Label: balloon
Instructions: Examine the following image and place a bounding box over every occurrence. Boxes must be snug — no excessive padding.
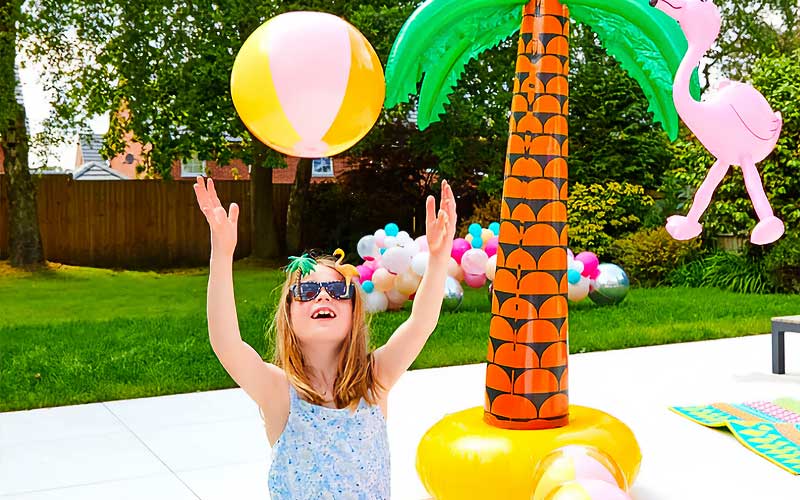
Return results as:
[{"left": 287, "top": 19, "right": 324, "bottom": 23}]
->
[
  {"left": 465, "top": 234, "right": 474, "bottom": 243},
  {"left": 442, "top": 276, "right": 463, "bottom": 312},
  {"left": 363, "top": 291, "right": 388, "bottom": 313},
  {"left": 361, "top": 280, "right": 375, "bottom": 294},
  {"left": 415, "top": 235, "right": 429, "bottom": 252},
  {"left": 374, "top": 231, "right": 386, "bottom": 248},
  {"left": 468, "top": 223, "right": 482, "bottom": 237},
  {"left": 397, "top": 230, "right": 411, "bottom": 242},
  {"left": 395, "top": 270, "right": 422, "bottom": 295},
  {"left": 371, "top": 268, "right": 396, "bottom": 292},
  {"left": 411, "top": 252, "right": 429, "bottom": 276},
  {"left": 364, "top": 258, "right": 381, "bottom": 271},
  {"left": 544, "top": 480, "right": 632, "bottom": 500},
  {"left": 231, "top": 12, "right": 384, "bottom": 158},
  {"left": 382, "top": 246, "right": 412, "bottom": 275},
  {"left": 356, "top": 264, "right": 374, "bottom": 282},
  {"left": 463, "top": 273, "right": 487, "bottom": 288},
  {"left": 567, "top": 248, "right": 574, "bottom": 260},
  {"left": 461, "top": 248, "right": 489, "bottom": 275},
  {"left": 384, "top": 223, "right": 399, "bottom": 237},
  {"left": 531, "top": 445, "right": 628, "bottom": 500},
  {"left": 386, "top": 288, "right": 409, "bottom": 306},
  {"left": 588, "top": 264, "right": 630, "bottom": 306},
  {"left": 575, "top": 252, "right": 600, "bottom": 278},
  {"left": 484, "top": 237, "right": 499, "bottom": 257},
  {"left": 485, "top": 254, "right": 497, "bottom": 281},
  {"left": 446, "top": 257, "right": 460, "bottom": 277},
  {"left": 451, "top": 238, "right": 471, "bottom": 264},
  {"left": 453, "top": 265, "right": 464, "bottom": 282},
  {"left": 356, "top": 235, "right": 377, "bottom": 261},
  {"left": 571, "top": 260, "right": 584, "bottom": 274},
  {"left": 480, "top": 228, "right": 494, "bottom": 245},
  {"left": 488, "top": 222, "right": 500, "bottom": 235},
  {"left": 567, "top": 269, "right": 581, "bottom": 285},
  {"left": 384, "top": 235, "right": 397, "bottom": 248},
  {"left": 568, "top": 276, "right": 591, "bottom": 302},
  {"left": 471, "top": 237, "right": 483, "bottom": 249}
]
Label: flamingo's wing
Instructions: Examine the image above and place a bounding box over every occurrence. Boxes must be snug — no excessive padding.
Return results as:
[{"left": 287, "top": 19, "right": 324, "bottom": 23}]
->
[
  {"left": 385, "top": 0, "right": 527, "bottom": 130},
  {"left": 724, "top": 84, "right": 782, "bottom": 140},
  {"left": 562, "top": 0, "right": 702, "bottom": 141}
]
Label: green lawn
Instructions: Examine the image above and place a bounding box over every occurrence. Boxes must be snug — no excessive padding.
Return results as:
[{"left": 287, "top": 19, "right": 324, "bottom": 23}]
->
[{"left": 1, "top": 260, "right": 798, "bottom": 412}]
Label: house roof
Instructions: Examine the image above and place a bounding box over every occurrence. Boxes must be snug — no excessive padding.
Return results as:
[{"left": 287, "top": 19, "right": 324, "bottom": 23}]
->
[
  {"left": 74, "top": 161, "right": 129, "bottom": 180},
  {"left": 79, "top": 133, "right": 106, "bottom": 165}
]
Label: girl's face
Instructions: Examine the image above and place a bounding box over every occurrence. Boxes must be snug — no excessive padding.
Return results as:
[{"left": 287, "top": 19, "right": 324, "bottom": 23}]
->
[{"left": 289, "top": 265, "right": 354, "bottom": 347}]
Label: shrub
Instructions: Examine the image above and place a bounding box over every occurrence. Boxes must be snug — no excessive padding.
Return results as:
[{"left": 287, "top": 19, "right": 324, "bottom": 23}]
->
[
  {"left": 611, "top": 227, "right": 702, "bottom": 286},
  {"left": 763, "top": 230, "right": 800, "bottom": 293},
  {"left": 568, "top": 182, "right": 655, "bottom": 258},
  {"left": 668, "top": 252, "right": 774, "bottom": 294}
]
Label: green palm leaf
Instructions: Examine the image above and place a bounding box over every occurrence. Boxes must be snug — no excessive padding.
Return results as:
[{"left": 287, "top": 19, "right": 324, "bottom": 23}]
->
[
  {"left": 385, "top": 0, "right": 527, "bottom": 130},
  {"left": 561, "top": 0, "right": 700, "bottom": 140}
]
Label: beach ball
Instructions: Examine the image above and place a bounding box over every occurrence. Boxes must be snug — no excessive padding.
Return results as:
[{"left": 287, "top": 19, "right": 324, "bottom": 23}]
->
[
  {"left": 531, "top": 446, "right": 628, "bottom": 500},
  {"left": 231, "top": 12, "right": 384, "bottom": 158}
]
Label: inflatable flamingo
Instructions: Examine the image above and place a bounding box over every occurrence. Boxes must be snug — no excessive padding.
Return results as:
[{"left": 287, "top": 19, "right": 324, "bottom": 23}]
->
[{"left": 651, "top": 0, "right": 785, "bottom": 245}]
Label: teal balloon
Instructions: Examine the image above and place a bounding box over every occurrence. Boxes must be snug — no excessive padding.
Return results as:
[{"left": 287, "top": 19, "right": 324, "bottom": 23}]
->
[
  {"left": 362, "top": 280, "right": 375, "bottom": 293},
  {"left": 384, "top": 223, "right": 399, "bottom": 237},
  {"left": 468, "top": 223, "right": 482, "bottom": 237},
  {"left": 568, "top": 269, "right": 581, "bottom": 285},
  {"left": 471, "top": 237, "right": 483, "bottom": 248},
  {"left": 380, "top": 248, "right": 387, "bottom": 255},
  {"left": 489, "top": 222, "right": 500, "bottom": 235}
]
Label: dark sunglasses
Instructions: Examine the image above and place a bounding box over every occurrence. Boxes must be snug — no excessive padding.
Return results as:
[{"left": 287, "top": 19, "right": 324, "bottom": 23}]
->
[{"left": 289, "top": 280, "right": 355, "bottom": 302}]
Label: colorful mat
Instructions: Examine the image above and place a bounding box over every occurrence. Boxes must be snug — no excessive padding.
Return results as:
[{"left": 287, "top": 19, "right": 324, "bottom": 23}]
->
[{"left": 670, "top": 398, "right": 800, "bottom": 474}]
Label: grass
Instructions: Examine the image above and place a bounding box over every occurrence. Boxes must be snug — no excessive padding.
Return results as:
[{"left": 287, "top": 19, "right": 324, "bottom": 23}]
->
[{"left": 2, "top": 260, "right": 799, "bottom": 412}]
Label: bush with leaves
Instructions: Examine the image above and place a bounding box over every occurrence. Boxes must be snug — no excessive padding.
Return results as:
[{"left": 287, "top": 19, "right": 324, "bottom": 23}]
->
[
  {"left": 568, "top": 182, "right": 655, "bottom": 258},
  {"left": 668, "top": 252, "right": 773, "bottom": 294},
  {"left": 611, "top": 227, "right": 702, "bottom": 287},
  {"left": 763, "top": 230, "right": 800, "bottom": 293}
]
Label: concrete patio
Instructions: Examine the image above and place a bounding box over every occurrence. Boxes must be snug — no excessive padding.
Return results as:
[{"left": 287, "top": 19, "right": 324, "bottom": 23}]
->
[{"left": 1, "top": 334, "right": 798, "bottom": 499}]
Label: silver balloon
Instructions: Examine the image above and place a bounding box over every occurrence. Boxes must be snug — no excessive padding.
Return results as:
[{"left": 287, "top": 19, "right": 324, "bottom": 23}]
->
[
  {"left": 589, "top": 263, "right": 630, "bottom": 306},
  {"left": 442, "top": 276, "right": 464, "bottom": 312}
]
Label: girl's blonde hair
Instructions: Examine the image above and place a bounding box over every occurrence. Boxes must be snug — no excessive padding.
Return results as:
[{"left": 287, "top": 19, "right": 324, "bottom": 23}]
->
[{"left": 269, "top": 255, "right": 381, "bottom": 410}]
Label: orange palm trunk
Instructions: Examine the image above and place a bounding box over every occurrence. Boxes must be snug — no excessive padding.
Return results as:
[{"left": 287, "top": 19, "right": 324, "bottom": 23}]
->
[{"left": 485, "top": 0, "right": 570, "bottom": 430}]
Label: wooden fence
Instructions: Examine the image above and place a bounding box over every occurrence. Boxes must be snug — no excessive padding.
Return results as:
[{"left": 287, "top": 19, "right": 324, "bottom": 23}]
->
[{"left": 0, "top": 174, "right": 291, "bottom": 268}]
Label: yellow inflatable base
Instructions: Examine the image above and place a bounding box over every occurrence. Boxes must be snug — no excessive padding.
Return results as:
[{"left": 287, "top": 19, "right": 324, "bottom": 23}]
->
[{"left": 416, "top": 406, "right": 641, "bottom": 500}]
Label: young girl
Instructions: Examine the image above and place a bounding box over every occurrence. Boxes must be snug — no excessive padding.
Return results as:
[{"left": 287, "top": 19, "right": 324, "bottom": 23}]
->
[{"left": 193, "top": 176, "right": 457, "bottom": 499}]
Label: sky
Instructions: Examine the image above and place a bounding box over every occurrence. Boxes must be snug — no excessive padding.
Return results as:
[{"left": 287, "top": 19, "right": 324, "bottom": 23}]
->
[{"left": 18, "top": 59, "right": 109, "bottom": 171}]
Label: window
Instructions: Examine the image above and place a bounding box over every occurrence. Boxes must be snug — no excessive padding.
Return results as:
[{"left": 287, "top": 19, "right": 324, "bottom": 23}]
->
[
  {"left": 311, "top": 157, "right": 334, "bottom": 178},
  {"left": 181, "top": 155, "right": 206, "bottom": 177}
]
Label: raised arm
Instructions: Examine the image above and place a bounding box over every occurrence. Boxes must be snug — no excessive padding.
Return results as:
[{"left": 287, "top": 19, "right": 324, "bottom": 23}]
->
[
  {"left": 373, "top": 180, "right": 457, "bottom": 390},
  {"left": 194, "top": 177, "right": 284, "bottom": 410}
]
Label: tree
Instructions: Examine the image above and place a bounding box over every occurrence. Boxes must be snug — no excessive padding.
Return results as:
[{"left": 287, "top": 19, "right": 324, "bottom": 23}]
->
[
  {"left": 0, "top": 0, "right": 44, "bottom": 267},
  {"left": 386, "top": 0, "right": 689, "bottom": 434},
  {"left": 25, "top": 0, "right": 283, "bottom": 259}
]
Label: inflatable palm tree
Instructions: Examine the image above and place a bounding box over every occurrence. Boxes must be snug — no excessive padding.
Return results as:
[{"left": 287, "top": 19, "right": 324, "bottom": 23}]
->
[{"left": 386, "top": 0, "right": 699, "bottom": 431}]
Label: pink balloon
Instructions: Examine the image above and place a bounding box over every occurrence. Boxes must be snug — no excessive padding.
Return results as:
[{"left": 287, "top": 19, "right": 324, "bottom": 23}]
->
[
  {"left": 463, "top": 273, "right": 487, "bottom": 288},
  {"left": 576, "top": 251, "right": 599, "bottom": 277},
  {"left": 461, "top": 248, "right": 488, "bottom": 275},
  {"left": 364, "top": 259, "right": 380, "bottom": 271},
  {"left": 484, "top": 237, "right": 499, "bottom": 257},
  {"left": 451, "top": 238, "right": 471, "bottom": 264},
  {"left": 356, "top": 264, "right": 373, "bottom": 282}
]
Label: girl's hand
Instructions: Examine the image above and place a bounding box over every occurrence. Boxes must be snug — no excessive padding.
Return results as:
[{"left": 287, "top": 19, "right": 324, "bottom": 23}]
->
[
  {"left": 426, "top": 180, "right": 457, "bottom": 261},
  {"left": 193, "top": 176, "right": 239, "bottom": 257}
]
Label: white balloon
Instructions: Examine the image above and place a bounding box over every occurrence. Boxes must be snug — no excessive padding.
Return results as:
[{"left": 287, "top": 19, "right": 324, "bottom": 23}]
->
[
  {"left": 357, "top": 235, "right": 376, "bottom": 260},
  {"left": 415, "top": 235, "right": 429, "bottom": 252},
  {"left": 386, "top": 288, "right": 409, "bottom": 305},
  {"left": 374, "top": 229, "right": 386, "bottom": 239},
  {"left": 571, "top": 260, "right": 585, "bottom": 274},
  {"left": 568, "top": 276, "right": 591, "bottom": 302},
  {"left": 447, "top": 257, "right": 461, "bottom": 278},
  {"left": 397, "top": 231, "right": 411, "bottom": 242},
  {"left": 382, "top": 246, "right": 412, "bottom": 275},
  {"left": 384, "top": 236, "right": 398, "bottom": 248},
  {"left": 402, "top": 241, "right": 420, "bottom": 258},
  {"left": 485, "top": 254, "right": 497, "bottom": 281},
  {"left": 410, "top": 252, "right": 429, "bottom": 276},
  {"left": 364, "top": 291, "right": 389, "bottom": 313}
]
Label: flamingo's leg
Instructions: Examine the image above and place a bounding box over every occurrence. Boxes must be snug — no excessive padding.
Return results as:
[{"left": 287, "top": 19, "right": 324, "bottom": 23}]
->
[
  {"left": 741, "top": 157, "right": 784, "bottom": 244},
  {"left": 686, "top": 159, "right": 730, "bottom": 222}
]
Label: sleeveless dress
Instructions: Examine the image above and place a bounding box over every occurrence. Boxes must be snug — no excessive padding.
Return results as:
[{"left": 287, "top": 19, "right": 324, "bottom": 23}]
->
[{"left": 267, "top": 385, "right": 391, "bottom": 499}]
